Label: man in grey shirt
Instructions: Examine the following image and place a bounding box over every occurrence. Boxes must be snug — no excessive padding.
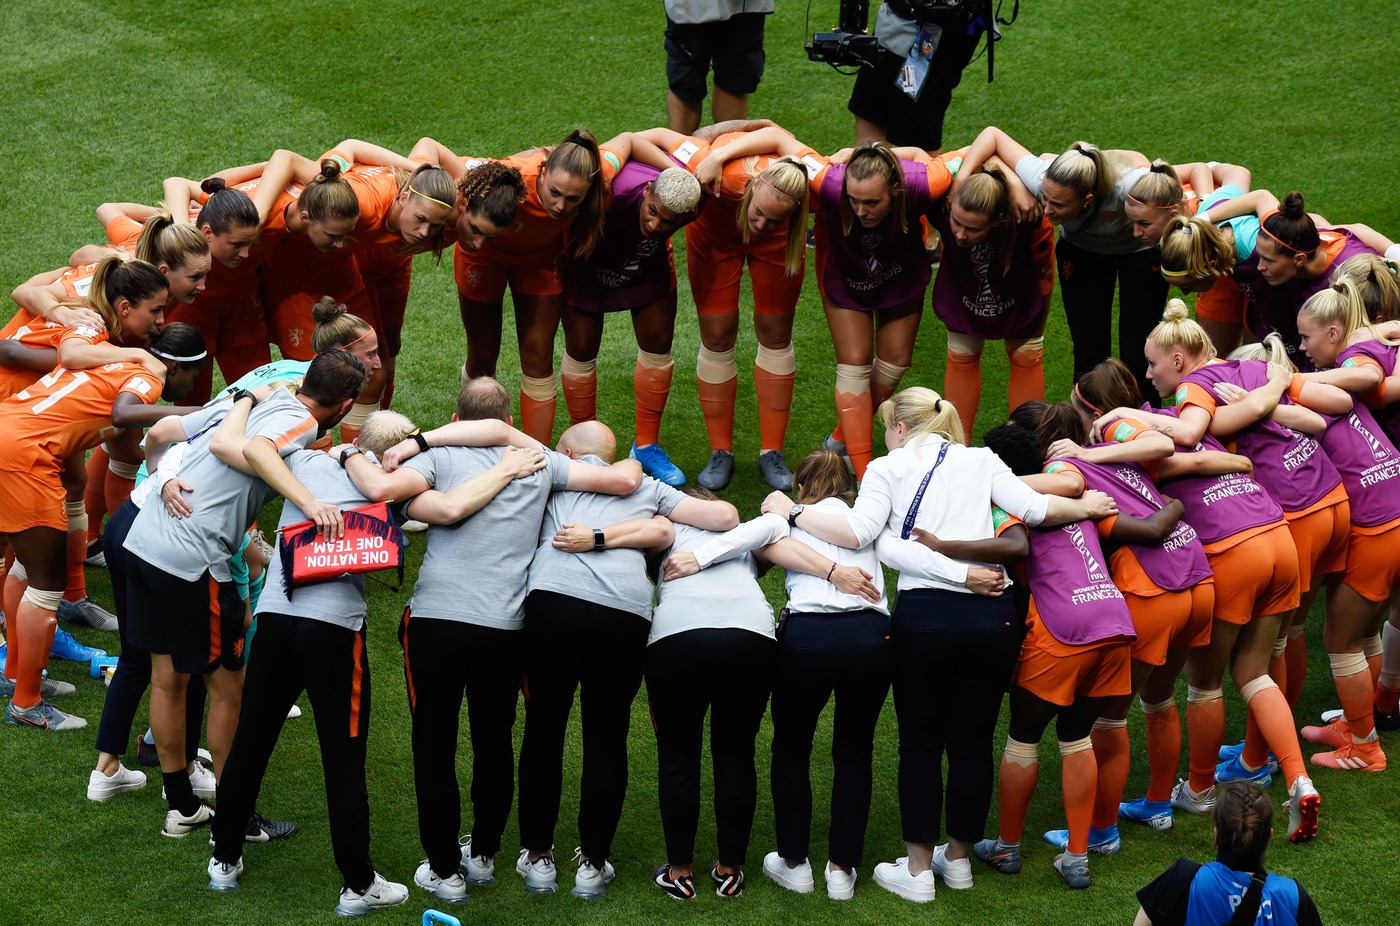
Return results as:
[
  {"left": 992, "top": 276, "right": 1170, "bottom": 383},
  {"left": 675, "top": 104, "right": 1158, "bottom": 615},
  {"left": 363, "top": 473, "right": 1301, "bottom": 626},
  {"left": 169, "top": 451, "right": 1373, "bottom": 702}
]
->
[
  {"left": 123, "top": 351, "right": 365, "bottom": 840},
  {"left": 340, "top": 376, "right": 644, "bottom": 903},
  {"left": 514, "top": 421, "right": 739, "bottom": 896}
]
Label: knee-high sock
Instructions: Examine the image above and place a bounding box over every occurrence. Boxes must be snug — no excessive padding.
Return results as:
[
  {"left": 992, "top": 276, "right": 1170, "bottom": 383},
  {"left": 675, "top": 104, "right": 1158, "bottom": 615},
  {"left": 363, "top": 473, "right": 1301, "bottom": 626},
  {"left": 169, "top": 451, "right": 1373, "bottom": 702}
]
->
[
  {"left": 1090, "top": 719, "right": 1130, "bottom": 829},
  {"left": 338, "top": 402, "right": 378, "bottom": 445},
  {"left": 64, "top": 500, "right": 88, "bottom": 603},
  {"left": 519, "top": 374, "right": 558, "bottom": 445},
  {"left": 1006, "top": 336, "right": 1046, "bottom": 418},
  {"left": 1284, "top": 630, "right": 1308, "bottom": 710},
  {"left": 835, "top": 363, "right": 874, "bottom": 479},
  {"left": 754, "top": 343, "right": 795, "bottom": 453},
  {"left": 1243, "top": 635, "right": 1290, "bottom": 770},
  {"left": 634, "top": 350, "right": 674, "bottom": 447},
  {"left": 561, "top": 353, "right": 598, "bottom": 426},
  {"left": 12, "top": 587, "right": 62, "bottom": 708},
  {"left": 943, "top": 345, "right": 982, "bottom": 440},
  {"left": 1060, "top": 739, "right": 1098, "bottom": 856},
  {"left": 84, "top": 445, "right": 110, "bottom": 546},
  {"left": 1241, "top": 676, "right": 1304, "bottom": 787},
  {"left": 1186, "top": 686, "right": 1225, "bottom": 794},
  {"left": 697, "top": 346, "right": 738, "bottom": 453},
  {"left": 995, "top": 738, "right": 1040, "bottom": 845},
  {"left": 1331, "top": 652, "right": 1378, "bottom": 742},
  {"left": 1377, "top": 621, "right": 1400, "bottom": 713},
  {"left": 105, "top": 457, "right": 139, "bottom": 516},
  {"left": 1142, "top": 698, "right": 1181, "bottom": 803}
]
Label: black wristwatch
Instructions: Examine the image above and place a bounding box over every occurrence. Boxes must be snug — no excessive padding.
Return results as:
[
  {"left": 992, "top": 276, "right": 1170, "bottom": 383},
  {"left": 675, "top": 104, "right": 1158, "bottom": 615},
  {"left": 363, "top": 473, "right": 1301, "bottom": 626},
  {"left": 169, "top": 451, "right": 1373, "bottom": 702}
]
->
[
  {"left": 232, "top": 388, "right": 258, "bottom": 408},
  {"left": 592, "top": 528, "right": 606, "bottom": 551},
  {"left": 339, "top": 446, "right": 363, "bottom": 469},
  {"left": 408, "top": 428, "right": 430, "bottom": 452},
  {"left": 787, "top": 504, "right": 806, "bottom": 527}
]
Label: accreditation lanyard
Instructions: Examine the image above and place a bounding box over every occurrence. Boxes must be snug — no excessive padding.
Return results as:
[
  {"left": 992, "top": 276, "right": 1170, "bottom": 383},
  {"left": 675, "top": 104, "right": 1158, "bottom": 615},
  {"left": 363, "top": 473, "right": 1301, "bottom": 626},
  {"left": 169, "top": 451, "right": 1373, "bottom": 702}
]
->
[{"left": 900, "top": 443, "right": 951, "bottom": 539}]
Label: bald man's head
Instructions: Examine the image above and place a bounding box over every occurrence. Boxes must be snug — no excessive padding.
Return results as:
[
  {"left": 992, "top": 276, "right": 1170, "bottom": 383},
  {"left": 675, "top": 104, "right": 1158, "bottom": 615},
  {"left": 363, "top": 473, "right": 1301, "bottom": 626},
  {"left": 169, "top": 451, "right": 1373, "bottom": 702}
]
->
[{"left": 556, "top": 420, "right": 617, "bottom": 462}]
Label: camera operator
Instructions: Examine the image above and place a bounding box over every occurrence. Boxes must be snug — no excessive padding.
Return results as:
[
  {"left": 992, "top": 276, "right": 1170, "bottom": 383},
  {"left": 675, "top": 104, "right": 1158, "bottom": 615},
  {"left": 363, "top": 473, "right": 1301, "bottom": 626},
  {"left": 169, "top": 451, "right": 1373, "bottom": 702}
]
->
[{"left": 848, "top": 1, "right": 990, "bottom": 153}]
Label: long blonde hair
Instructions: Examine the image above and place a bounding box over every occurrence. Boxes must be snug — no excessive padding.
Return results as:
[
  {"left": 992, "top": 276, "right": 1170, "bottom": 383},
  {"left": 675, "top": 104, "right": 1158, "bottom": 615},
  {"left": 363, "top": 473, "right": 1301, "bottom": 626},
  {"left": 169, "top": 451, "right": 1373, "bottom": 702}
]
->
[
  {"left": 736, "top": 156, "right": 810, "bottom": 276},
  {"left": 1297, "top": 279, "right": 1400, "bottom": 348},
  {"left": 1159, "top": 215, "right": 1234, "bottom": 284},
  {"left": 1229, "top": 333, "right": 1296, "bottom": 372},
  {"left": 1332, "top": 253, "right": 1400, "bottom": 323}
]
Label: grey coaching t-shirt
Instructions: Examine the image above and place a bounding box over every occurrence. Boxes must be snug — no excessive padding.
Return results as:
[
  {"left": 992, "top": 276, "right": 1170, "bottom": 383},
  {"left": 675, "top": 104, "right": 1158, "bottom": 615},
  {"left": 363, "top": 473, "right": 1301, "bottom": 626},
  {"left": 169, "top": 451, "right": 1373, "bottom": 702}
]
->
[
  {"left": 255, "top": 449, "right": 374, "bottom": 631},
  {"left": 526, "top": 456, "right": 684, "bottom": 620},
  {"left": 124, "top": 389, "right": 319, "bottom": 582},
  {"left": 1016, "top": 155, "right": 1150, "bottom": 256},
  {"left": 648, "top": 523, "right": 776, "bottom": 645},
  {"left": 403, "top": 445, "right": 572, "bottom": 630}
]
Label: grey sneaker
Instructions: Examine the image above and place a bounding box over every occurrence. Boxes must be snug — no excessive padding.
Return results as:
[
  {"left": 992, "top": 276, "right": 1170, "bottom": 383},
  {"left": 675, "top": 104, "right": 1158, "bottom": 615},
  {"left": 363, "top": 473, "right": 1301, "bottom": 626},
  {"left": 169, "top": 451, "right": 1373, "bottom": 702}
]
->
[
  {"left": 973, "top": 838, "right": 1021, "bottom": 874},
  {"left": 335, "top": 872, "right": 409, "bottom": 916},
  {"left": 696, "top": 450, "right": 735, "bottom": 490},
  {"left": 1170, "top": 778, "right": 1217, "bottom": 814},
  {"left": 0, "top": 674, "right": 74, "bottom": 700},
  {"left": 822, "top": 435, "right": 855, "bottom": 474},
  {"left": 57, "top": 597, "right": 118, "bottom": 632},
  {"left": 758, "top": 450, "right": 794, "bottom": 490},
  {"left": 1053, "top": 853, "right": 1091, "bottom": 889},
  {"left": 4, "top": 698, "right": 86, "bottom": 730}
]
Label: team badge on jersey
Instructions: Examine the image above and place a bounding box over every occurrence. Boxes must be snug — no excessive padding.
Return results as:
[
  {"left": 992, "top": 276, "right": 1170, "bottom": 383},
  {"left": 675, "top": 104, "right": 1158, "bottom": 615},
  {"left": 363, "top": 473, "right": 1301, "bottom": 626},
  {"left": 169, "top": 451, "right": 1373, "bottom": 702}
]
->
[{"left": 1113, "top": 421, "right": 1139, "bottom": 442}]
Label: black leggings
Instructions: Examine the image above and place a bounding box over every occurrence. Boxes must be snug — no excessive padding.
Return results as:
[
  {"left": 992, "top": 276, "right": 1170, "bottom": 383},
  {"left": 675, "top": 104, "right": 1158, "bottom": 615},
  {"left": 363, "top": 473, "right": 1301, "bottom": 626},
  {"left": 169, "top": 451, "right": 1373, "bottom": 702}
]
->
[
  {"left": 771, "top": 610, "right": 892, "bottom": 869},
  {"left": 94, "top": 499, "right": 205, "bottom": 762},
  {"left": 646, "top": 628, "right": 774, "bottom": 868},
  {"left": 517, "top": 591, "right": 648, "bottom": 862},
  {"left": 1056, "top": 235, "right": 1169, "bottom": 404},
  {"left": 891, "top": 589, "right": 1021, "bottom": 846},
  {"left": 1007, "top": 684, "right": 1109, "bottom": 745}
]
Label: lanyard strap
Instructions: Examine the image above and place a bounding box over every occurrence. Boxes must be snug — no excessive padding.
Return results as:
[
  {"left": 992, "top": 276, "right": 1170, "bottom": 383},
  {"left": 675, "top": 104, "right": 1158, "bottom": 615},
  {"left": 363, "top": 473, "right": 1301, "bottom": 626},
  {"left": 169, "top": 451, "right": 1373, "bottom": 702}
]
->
[{"left": 901, "top": 443, "right": 951, "bottom": 539}]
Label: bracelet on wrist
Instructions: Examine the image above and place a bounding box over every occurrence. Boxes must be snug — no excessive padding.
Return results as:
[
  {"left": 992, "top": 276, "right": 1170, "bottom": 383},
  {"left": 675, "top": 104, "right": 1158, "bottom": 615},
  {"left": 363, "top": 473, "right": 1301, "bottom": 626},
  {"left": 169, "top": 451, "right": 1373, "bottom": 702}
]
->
[{"left": 825, "top": 562, "right": 837, "bottom": 581}]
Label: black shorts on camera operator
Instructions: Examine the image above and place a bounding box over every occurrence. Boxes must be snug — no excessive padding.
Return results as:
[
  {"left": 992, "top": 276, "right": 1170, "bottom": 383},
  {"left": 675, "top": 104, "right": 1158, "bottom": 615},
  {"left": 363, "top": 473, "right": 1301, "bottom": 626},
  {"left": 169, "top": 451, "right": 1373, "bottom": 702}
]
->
[{"left": 808, "top": 0, "right": 1013, "bottom": 154}]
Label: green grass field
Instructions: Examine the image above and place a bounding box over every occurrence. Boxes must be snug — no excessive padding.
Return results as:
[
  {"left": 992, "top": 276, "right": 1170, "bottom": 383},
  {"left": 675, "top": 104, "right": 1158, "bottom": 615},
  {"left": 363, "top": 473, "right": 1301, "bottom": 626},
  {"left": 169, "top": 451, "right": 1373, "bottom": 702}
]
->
[{"left": 2, "top": 1, "right": 1399, "bottom": 923}]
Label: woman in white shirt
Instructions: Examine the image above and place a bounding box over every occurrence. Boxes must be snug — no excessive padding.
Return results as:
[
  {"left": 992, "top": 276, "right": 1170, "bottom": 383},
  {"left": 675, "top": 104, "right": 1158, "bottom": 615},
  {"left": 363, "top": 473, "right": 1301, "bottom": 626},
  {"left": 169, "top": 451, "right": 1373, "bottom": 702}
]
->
[
  {"left": 647, "top": 486, "right": 878, "bottom": 901},
  {"left": 762, "top": 387, "right": 1115, "bottom": 904}
]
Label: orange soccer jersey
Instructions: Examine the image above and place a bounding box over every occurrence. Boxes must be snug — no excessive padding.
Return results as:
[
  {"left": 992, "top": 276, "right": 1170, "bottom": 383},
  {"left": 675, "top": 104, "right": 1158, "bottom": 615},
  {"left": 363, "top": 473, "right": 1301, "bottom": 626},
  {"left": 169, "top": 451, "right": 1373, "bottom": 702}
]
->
[
  {"left": 0, "top": 313, "right": 70, "bottom": 402},
  {"left": 0, "top": 362, "right": 161, "bottom": 533}
]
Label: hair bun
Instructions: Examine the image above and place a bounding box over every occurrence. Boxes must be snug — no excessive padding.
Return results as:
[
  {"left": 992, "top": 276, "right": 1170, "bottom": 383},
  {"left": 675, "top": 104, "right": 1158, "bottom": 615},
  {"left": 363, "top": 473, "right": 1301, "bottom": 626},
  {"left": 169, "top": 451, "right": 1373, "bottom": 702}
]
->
[
  {"left": 1282, "top": 190, "right": 1307, "bottom": 218},
  {"left": 310, "top": 295, "right": 346, "bottom": 324},
  {"left": 201, "top": 177, "right": 228, "bottom": 194},
  {"left": 1163, "top": 298, "right": 1190, "bottom": 321},
  {"left": 318, "top": 158, "right": 343, "bottom": 181}
]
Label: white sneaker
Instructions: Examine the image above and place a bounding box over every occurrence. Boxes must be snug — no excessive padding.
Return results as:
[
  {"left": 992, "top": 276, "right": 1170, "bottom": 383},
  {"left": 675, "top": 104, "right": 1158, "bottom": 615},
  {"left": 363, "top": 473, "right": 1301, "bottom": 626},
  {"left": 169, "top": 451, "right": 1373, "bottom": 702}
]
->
[
  {"left": 825, "top": 865, "right": 857, "bottom": 900},
  {"left": 762, "top": 852, "right": 815, "bottom": 894},
  {"left": 1170, "top": 778, "right": 1217, "bottom": 814},
  {"left": 335, "top": 872, "right": 409, "bottom": 916},
  {"left": 458, "top": 835, "right": 496, "bottom": 885},
  {"left": 931, "top": 843, "right": 973, "bottom": 890},
  {"left": 516, "top": 849, "right": 559, "bottom": 893},
  {"left": 872, "top": 857, "right": 936, "bottom": 903},
  {"left": 163, "top": 801, "right": 215, "bottom": 837},
  {"left": 87, "top": 763, "right": 146, "bottom": 801},
  {"left": 165, "top": 763, "right": 218, "bottom": 800},
  {"left": 401, "top": 519, "right": 429, "bottom": 533},
  {"left": 413, "top": 860, "right": 468, "bottom": 902},
  {"left": 207, "top": 855, "right": 243, "bottom": 892},
  {"left": 287, "top": 703, "right": 302, "bottom": 719},
  {"left": 571, "top": 849, "right": 616, "bottom": 899}
]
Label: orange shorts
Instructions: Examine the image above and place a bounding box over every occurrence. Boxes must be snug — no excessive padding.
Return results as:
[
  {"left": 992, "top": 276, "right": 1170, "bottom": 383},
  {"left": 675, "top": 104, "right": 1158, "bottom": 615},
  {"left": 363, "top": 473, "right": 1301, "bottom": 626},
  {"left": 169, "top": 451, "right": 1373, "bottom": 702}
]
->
[
  {"left": 1285, "top": 497, "right": 1350, "bottom": 590},
  {"left": 168, "top": 292, "right": 272, "bottom": 356},
  {"left": 359, "top": 252, "right": 413, "bottom": 356},
  {"left": 1124, "top": 582, "right": 1216, "bottom": 665},
  {"left": 1193, "top": 275, "right": 1245, "bottom": 324},
  {"left": 1208, "top": 523, "right": 1302, "bottom": 624},
  {"left": 454, "top": 242, "right": 563, "bottom": 301},
  {"left": 0, "top": 466, "right": 66, "bottom": 533},
  {"left": 1015, "top": 604, "right": 1133, "bottom": 706},
  {"left": 685, "top": 205, "right": 803, "bottom": 316},
  {"left": 1342, "top": 521, "right": 1400, "bottom": 602}
]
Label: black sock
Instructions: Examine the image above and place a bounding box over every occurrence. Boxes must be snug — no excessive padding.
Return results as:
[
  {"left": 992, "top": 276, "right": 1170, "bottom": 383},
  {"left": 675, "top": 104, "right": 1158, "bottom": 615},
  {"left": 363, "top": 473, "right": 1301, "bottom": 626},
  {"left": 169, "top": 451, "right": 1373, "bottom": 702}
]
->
[{"left": 162, "top": 770, "right": 198, "bottom": 815}]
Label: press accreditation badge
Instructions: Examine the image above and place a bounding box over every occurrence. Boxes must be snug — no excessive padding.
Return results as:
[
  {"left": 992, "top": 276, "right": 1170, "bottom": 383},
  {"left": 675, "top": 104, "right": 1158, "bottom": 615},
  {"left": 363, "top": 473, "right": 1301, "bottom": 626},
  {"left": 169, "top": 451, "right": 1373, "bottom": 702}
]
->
[{"left": 897, "top": 28, "right": 936, "bottom": 101}]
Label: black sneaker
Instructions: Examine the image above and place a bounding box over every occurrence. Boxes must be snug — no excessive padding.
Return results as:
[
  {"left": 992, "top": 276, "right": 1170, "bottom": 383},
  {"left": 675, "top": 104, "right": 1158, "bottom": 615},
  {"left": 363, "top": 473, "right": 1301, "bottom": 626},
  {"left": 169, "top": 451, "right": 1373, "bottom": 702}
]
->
[
  {"left": 653, "top": 864, "right": 696, "bottom": 900},
  {"left": 136, "top": 737, "right": 160, "bottom": 768},
  {"left": 1377, "top": 705, "right": 1400, "bottom": 732},
  {"left": 710, "top": 863, "right": 745, "bottom": 897},
  {"left": 245, "top": 811, "right": 299, "bottom": 843}
]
